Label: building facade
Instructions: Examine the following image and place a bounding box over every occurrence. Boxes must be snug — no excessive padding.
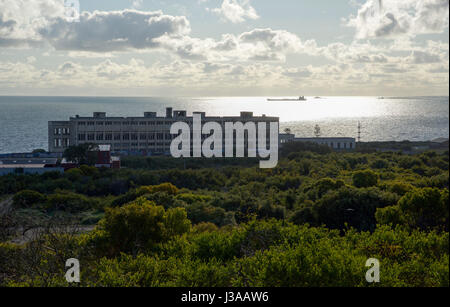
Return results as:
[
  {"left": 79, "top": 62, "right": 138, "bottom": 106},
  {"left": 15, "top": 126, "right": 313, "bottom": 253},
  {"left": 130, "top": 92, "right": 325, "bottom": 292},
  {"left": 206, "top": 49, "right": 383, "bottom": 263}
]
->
[
  {"left": 48, "top": 108, "right": 279, "bottom": 155},
  {"left": 279, "top": 134, "right": 356, "bottom": 150}
]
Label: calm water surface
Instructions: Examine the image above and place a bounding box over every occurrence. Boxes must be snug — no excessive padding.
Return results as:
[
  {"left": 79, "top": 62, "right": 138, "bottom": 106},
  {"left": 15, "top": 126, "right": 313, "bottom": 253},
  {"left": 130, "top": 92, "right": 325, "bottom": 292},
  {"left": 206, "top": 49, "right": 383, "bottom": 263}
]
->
[{"left": 0, "top": 96, "right": 448, "bottom": 153}]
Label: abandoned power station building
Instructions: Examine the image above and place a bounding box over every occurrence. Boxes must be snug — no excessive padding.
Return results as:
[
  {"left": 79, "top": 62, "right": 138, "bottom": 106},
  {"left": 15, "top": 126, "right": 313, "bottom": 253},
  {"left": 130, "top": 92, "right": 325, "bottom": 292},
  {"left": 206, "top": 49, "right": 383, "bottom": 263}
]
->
[{"left": 48, "top": 108, "right": 280, "bottom": 155}]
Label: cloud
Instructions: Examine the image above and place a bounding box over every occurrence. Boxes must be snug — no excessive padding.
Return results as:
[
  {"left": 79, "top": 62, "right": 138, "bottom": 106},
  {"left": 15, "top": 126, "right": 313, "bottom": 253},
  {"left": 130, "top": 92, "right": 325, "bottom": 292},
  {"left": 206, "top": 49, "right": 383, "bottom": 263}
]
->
[
  {"left": 0, "top": 13, "right": 16, "bottom": 34},
  {"left": 347, "top": 53, "right": 389, "bottom": 63},
  {"left": 156, "top": 28, "right": 319, "bottom": 62},
  {"left": 0, "top": 1, "right": 191, "bottom": 52},
  {"left": 0, "top": 0, "right": 448, "bottom": 96},
  {"left": 1, "top": 54, "right": 448, "bottom": 96},
  {"left": 40, "top": 10, "right": 191, "bottom": 52},
  {"left": 347, "top": 0, "right": 449, "bottom": 39},
  {"left": 427, "top": 65, "right": 449, "bottom": 73},
  {"left": 409, "top": 50, "right": 442, "bottom": 64},
  {"left": 282, "top": 67, "right": 313, "bottom": 79},
  {"left": 58, "top": 61, "right": 79, "bottom": 75},
  {"left": 209, "top": 0, "right": 259, "bottom": 23},
  {"left": 239, "top": 28, "right": 302, "bottom": 51},
  {"left": 0, "top": 0, "right": 65, "bottom": 47}
]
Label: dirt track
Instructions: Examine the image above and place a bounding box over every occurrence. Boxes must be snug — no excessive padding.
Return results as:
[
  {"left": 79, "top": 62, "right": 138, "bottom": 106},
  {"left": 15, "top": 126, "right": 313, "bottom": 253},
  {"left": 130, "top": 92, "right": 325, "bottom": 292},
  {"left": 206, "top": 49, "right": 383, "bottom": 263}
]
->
[
  {"left": 1, "top": 197, "right": 95, "bottom": 244},
  {"left": 0, "top": 196, "right": 12, "bottom": 215}
]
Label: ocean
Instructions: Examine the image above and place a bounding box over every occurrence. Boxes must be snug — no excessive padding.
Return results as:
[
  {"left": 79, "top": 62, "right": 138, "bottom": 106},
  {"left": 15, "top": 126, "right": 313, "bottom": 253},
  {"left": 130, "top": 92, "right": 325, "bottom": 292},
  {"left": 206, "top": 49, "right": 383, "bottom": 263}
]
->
[{"left": 0, "top": 96, "right": 448, "bottom": 154}]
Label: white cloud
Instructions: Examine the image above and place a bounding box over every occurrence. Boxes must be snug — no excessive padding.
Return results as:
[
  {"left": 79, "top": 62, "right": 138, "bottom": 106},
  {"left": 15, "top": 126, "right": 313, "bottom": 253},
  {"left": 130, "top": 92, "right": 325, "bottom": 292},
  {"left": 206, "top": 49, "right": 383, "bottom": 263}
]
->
[
  {"left": 1, "top": 54, "right": 448, "bottom": 96},
  {"left": 156, "top": 28, "right": 319, "bottom": 63},
  {"left": 347, "top": 0, "right": 449, "bottom": 39},
  {"left": 0, "top": 1, "right": 191, "bottom": 52},
  {"left": 209, "top": 0, "right": 259, "bottom": 23},
  {"left": 0, "top": 0, "right": 64, "bottom": 47}
]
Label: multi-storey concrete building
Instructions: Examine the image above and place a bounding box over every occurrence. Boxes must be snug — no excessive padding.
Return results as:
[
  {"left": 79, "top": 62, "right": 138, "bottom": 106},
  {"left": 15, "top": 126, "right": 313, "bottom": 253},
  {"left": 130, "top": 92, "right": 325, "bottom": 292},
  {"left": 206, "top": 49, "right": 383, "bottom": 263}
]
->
[{"left": 48, "top": 108, "right": 279, "bottom": 155}]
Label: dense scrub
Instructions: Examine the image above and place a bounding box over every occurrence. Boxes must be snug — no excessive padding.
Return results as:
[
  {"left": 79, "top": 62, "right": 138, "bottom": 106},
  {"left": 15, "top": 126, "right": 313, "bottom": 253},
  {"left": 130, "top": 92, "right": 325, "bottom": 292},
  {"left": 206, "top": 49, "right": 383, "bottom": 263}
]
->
[
  {"left": 1, "top": 217, "right": 448, "bottom": 287},
  {"left": 0, "top": 149, "right": 448, "bottom": 287}
]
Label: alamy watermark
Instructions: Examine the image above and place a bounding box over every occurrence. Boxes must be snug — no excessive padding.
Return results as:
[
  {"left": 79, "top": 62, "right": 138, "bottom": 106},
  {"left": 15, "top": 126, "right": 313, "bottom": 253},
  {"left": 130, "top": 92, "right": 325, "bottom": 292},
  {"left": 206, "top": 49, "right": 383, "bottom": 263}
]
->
[
  {"left": 65, "top": 258, "right": 80, "bottom": 283},
  {"left": 365, "top": 258, "right": 380, "bottom": 283},
  {"left": 170, "top": 114, "right": 279, "bottom": 168},
  {"left": 64, "top": 0, "right": 80, "bottom": 23}
]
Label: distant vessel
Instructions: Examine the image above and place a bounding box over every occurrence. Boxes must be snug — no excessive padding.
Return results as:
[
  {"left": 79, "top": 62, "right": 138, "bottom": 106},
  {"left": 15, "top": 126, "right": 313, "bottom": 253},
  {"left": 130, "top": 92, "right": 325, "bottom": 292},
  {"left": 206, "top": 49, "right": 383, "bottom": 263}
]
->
[
  {"left": 378, "top": 96, "right": 385, "bottom": 99},
  {"left": 267, "top": 96, "right": 307, "bottom": 101}
]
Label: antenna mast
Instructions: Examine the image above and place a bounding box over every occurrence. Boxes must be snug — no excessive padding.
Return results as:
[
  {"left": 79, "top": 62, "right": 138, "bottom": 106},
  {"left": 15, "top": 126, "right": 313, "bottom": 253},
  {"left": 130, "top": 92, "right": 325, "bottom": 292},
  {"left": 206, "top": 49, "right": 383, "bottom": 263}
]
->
[{"left": 358, "top": 122, "right": 362, "bottom": 143}]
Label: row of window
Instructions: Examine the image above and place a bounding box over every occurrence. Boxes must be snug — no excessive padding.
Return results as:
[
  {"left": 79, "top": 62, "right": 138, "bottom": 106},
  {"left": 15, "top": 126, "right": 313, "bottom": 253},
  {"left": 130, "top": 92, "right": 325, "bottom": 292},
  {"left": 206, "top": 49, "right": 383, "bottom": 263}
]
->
[
  {"left": 111, "top": 142, "right": 171, "bottom": 148},
  {"left": 77, "top": 132, "right": 271, "bottom": 142},
  {"left": 53, "top": 128, "right": 70, "bottom": 135},
  {"left": 54, "top": 138, "right": 70, "bottom": 148},
  {"left": 77, "top": 121, "right": 173, "bottom": 126},
  {"left": 321, "top": 142, "right": 354, "bottom": 149},
  {"left": 77, "top": 121, "right": 274, "bottom": 127},
  {"left": 78, "top": 132, "right": 173, "bottom": 141}
]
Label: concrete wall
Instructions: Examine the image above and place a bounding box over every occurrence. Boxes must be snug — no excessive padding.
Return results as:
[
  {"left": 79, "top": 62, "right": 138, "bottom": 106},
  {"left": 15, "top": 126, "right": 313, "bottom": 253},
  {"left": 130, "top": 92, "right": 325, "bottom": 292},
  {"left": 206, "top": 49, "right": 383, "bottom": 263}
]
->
[{"left": 48, "top": 121, "right": 75, "bottom": 153}]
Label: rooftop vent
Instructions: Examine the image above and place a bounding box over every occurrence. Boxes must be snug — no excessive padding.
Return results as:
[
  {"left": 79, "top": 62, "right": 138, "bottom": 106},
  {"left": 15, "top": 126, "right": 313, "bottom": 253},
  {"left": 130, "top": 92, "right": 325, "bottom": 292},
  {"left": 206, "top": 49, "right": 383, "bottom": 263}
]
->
[
  {"left": 173, "top": 110, "right": 187, "bottom": 118},
  {"left": 93, "top": 112, "right": 106, "bottom": 118},
  {"left": 144, "top": 112, "right": 157, "bottom": 118},
  {"left": 240, "top": 112, "right": 253, "bottom": 118},
  {"left": 166, "top": 107, "right": 173, "bottom": 118}
]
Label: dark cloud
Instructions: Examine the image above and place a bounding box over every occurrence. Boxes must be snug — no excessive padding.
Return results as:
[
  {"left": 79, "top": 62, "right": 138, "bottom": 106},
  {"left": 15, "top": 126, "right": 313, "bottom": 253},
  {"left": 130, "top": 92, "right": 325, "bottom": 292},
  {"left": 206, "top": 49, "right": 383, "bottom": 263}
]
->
[
  {"left": 40, "top": 10, "right": 191, "bottom": 52},
  {"left": 0, "top": 14, "right": 16, "bottom": 33}
]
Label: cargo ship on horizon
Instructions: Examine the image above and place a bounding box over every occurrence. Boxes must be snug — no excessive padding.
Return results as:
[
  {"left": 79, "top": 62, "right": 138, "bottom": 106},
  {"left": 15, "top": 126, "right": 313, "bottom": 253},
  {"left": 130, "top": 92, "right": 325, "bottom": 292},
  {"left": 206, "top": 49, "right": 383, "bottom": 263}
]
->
[{"left": 267, "top": 96, "right": 307, "bottom": 101}]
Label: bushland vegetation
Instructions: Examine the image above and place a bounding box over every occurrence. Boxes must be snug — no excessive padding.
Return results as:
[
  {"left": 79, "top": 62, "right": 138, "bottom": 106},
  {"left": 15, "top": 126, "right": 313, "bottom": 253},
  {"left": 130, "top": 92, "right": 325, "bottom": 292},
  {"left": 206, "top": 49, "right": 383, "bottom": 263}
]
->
[{"left": 0, "top": 146, "right": 448, "bottom": 287}]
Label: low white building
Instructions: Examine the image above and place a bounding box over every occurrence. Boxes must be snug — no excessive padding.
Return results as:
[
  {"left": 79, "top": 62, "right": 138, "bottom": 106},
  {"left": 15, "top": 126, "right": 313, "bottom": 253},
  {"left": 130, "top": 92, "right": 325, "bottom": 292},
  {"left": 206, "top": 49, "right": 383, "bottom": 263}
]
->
[
  {"left": 280, "top": 134, "right": 356, "bottom": 150},
  {"left": 0, "top": 158, "right": 64, "bottom": 175}
]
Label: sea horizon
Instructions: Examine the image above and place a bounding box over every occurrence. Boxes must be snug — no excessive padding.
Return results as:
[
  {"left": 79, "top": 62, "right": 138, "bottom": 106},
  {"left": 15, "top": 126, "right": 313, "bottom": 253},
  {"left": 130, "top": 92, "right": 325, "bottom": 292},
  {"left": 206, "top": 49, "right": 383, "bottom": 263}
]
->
[
  {"left": 0, "top": 95, "right": 448, "bottom": 98},
  {"left": 0, "top": 95, "right": 448, "bottom": 154}
]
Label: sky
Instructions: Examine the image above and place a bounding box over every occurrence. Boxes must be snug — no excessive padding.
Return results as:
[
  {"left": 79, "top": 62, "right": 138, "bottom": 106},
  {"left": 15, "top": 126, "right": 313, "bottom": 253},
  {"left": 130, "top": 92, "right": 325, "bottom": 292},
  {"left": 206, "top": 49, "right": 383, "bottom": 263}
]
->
[{"left": 0, "top": 0, "right": 448, "bottom": 96}]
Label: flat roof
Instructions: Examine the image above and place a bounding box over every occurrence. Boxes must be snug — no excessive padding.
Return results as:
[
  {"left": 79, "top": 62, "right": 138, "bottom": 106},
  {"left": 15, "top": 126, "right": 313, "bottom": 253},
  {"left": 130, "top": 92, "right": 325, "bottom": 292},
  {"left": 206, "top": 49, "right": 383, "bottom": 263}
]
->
[
  {"left": 0, "top": 164, "right": 47, "bottom": 168},
  {"left": 98, "top": 145, "right": 111, "bottom": 151},
  {"left": 0, "top": 158, "right": 58, "bottom": 165},
  {"left": 66, "top": 116, "right": 279, "bottom": 120},
  {"left": 294, "top": 137, "right": 356, "bottom": 140}
]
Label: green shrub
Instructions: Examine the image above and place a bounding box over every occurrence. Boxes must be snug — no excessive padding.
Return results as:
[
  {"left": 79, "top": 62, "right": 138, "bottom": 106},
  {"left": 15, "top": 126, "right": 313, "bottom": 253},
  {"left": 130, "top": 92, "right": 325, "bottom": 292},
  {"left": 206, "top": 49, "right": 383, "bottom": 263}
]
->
[
  {"left": 376, "top": 188, "right": 449, "bottom": 230},
  {"left": 46, "top": 192, "right": 98, "bottom": 213},
  {"left": 13, "top": 190, "right": 46, "bottom": 209},
  {"left": 398, "top": 188, "right": 448, "bottom": 230},
  {"left": 370, "top": 159, "right": 390, "bottom": 169},
  {"left": 352, "top": 170, "right": 379, "bottom": 188},
  {"left": 96, "top": 197, "right": 191, "bottom": 256},
  {"left": 386, "top": 181, "right": 415, "bottom": 196},
  {"left": 313, "top": 187, "right": 398, "bottom": 231}
]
